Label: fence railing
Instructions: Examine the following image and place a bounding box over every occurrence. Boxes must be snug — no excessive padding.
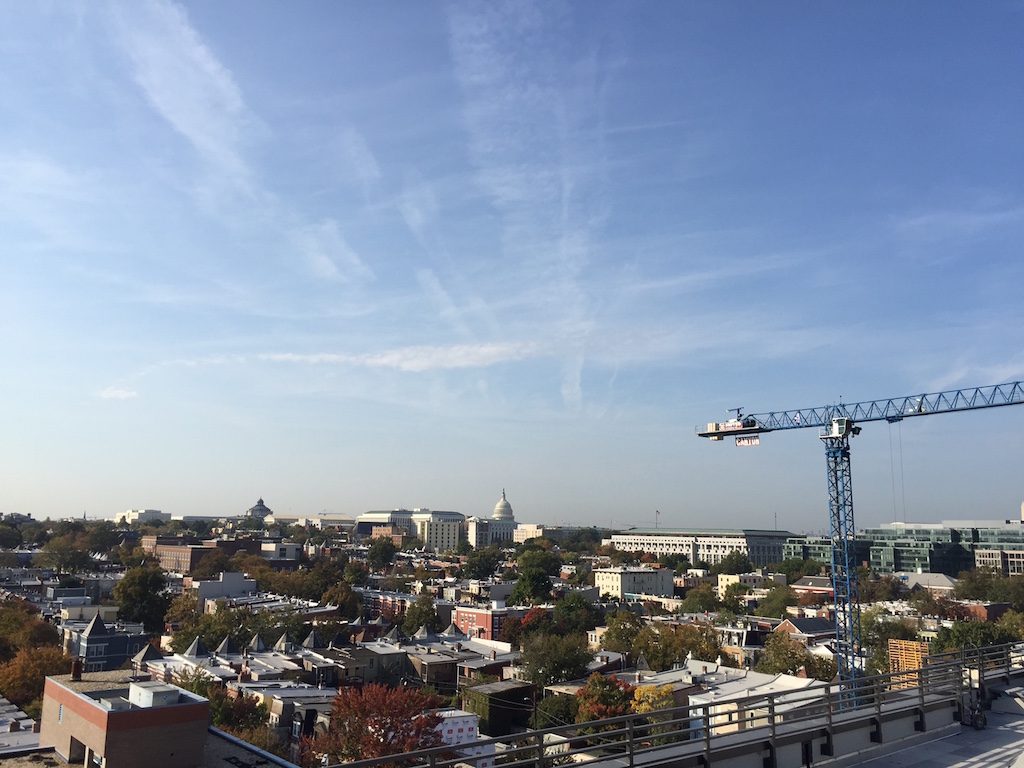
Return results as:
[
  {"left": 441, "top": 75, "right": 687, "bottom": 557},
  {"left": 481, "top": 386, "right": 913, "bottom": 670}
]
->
[{"left": 320, "top": 655, "right": 976, "bottom": 768}]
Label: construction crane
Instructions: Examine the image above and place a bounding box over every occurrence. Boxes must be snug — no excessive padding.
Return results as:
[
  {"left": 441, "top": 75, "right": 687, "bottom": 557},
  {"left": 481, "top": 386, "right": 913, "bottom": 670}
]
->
[{"left": 697, "top": 381, "right": 1024, "bottom": 681}]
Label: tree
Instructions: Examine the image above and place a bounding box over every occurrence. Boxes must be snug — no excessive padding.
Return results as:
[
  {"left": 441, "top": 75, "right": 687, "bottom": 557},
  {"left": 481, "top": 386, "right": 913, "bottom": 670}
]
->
[
  {"left": 601, "top": 611, "right": 646, "bottom": 653},
  {"left": 517, "top": 548, "right": 563, "bottom": 577},
  {"left": 711, "top": 550, "right": 753, "bottom": 576},
  {"left": 85, "top": 521, "right": 121, "bottom": 557},
  {"left": 755, "top": 632, "right": 836, "bottom": 682},
  {"left": 164, "top": 593, "right": 201, "bottom": 635},
  {"left": 34, "top": 534, "right": 91, "bottom": 574},
  {"left": 402, "top": 594, "right": 440, "bottom": 634},
  {"left": 679, "top": 583, "right": 719, "bottom": 614},
  {"left": 302, "top": 684, "right": 445, "bottom": 767},
  {"left": 756, "top": 585, "right": 797, "bottom": 618},
  {"left": 997, "top": 609, "right": 1024, "bottom": 640},
  {"left": 0, "top": 646, "right": 71, "bottom": 711},
  {"left": 321, "top": 582, "right": 361, "bottom": 621},
  {"left": 508, "top": 568, "right": 552, "bottom": 606},
  {"left": 0, "top": 524, "right": 21, "bottom": 549},
  {"left": 343, "top": 561, "right": 369, "bottom": 586},
  {"left": 633, "top": 684, "right": 678, "bottom": 744},
  {"left": 519, "top": 633, "right": 592, "bottom": 688},
  {"left": 367, "top": 538, "right": 398, "bottom": 572},
  {"left": 772, "top": 558, "right": 823, "bottom": 584},
  {"left": 553, "top": 592, "right": 602, "bottom": 635},
  {"left": 532, "top": 693, "right": 578, "bottom": 729},
  {"left": 954, "top": 568, "right": 1000, "bottom": 601},
  {"left": 721, "top": 582, "right": 751, "bottom": 613},
  {"left": 859, "top": 575, "right": 905, "bottom": 603},
  {"left": 755, "top": 632, "right": 812, "bottom": 677},
  {"left": 115, "top": 566, "right": 171, "bottom": 633},
  {"left": 632, "top": 623, "right": 722, "bottom": 671},
  {"left": 575, "top": 674, "right": 635, "bottom": 731},
  {"left": 191, "top": 549, "right": 230, "bottom": 580},
  {"left": 465, "top": 545, "right": 503, "bottom": 580},
  {"left": 933, "top": 621, "right": 1014, "bottom": 652},
  {"left": 208, "top": 687, "right": 268, "bottom": 731},
  {"left": 991, "top": 575, "right": 1024, "bottom": 612},
  {"left": 657, "top": 554, "right": 691, "bottom": 574},
  {"left": 0, "top": 598, "right": 58, "bottom": 662}
]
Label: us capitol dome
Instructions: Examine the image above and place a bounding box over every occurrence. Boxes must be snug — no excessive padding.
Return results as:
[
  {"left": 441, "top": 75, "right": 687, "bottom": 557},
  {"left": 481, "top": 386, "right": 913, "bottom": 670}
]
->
[{"left": 492, "top": 489, "right": 514, "bottom": 521}]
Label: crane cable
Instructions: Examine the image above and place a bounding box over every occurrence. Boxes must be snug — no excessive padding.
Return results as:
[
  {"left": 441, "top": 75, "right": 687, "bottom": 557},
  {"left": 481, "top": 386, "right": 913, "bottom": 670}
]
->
[{"left": 887, "top": 420, "right": 908, "bottom": 523}]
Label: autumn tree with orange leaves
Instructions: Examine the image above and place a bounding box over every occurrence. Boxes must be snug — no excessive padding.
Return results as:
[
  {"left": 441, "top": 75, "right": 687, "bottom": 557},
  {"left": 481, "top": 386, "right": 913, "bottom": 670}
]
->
[
  {"left": 575, "top": 673, "right": 636, "bottom": 733},
  {"left": 300, "top": 684, "right": 447, "bottom": 767}
]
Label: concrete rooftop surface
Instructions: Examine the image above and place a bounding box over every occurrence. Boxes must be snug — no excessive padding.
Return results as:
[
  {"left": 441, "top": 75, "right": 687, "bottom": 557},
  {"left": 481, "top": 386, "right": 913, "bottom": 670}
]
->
[{"left": 864, "top": 711, "right": 1024, "bottom": 768}]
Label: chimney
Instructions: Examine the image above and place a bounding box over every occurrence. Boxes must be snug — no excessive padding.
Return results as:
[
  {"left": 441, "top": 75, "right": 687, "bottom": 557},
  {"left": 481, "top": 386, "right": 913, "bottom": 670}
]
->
[{"left": 71, "top": 657, "right": 83, "bottom": 681}]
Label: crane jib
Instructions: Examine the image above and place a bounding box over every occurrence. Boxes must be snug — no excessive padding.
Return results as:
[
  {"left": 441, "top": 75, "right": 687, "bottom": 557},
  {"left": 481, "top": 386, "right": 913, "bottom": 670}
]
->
[{"left": 695, "top": 380, "right": 1024, "bottom": 437}]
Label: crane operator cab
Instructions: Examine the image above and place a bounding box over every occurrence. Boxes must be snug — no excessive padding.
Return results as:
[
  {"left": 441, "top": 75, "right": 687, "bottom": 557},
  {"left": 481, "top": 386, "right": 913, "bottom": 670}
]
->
[{"left": 820, "top": 417, "right": 861, "bottom": 440}]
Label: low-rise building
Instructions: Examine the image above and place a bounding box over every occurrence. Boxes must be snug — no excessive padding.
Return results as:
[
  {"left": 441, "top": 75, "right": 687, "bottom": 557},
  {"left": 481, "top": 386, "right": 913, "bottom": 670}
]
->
[
  {"left": 40, "top": 672, "right": 209, "bottom": 768},
  {"left": 59, "top": 614, "right": 150, "bottom": 673},
  {"left": 594, "top": 566, "right": 674, "bottom": 599}
]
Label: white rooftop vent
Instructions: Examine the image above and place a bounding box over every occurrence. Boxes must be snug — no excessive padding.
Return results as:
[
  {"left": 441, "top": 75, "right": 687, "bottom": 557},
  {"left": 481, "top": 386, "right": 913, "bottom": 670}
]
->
[
  {"left": 128, "top": 681, "right": 180, "bottom": 708},
  {"left": 100, "top": 696, "right": 131, "bottom": 712}
]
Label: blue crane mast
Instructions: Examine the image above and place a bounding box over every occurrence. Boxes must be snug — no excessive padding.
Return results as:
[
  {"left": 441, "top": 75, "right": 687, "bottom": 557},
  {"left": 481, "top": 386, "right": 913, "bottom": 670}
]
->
[{"left": 696, "top": 381, "right": 1024, "bottom": 681}]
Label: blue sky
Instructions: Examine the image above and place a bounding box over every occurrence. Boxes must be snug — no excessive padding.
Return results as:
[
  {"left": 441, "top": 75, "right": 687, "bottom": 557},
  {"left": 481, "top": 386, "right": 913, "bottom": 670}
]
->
[{"left": 2, "top": 2, "right": 1023, "bottom": 532}]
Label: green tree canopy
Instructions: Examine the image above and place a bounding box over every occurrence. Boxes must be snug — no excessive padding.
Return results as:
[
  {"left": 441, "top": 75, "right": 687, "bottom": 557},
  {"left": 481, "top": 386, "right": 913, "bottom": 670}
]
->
[
  {"left": 402, "top": 594, "right": 440, "bottom": 635},
  {"left": 933, "top": 620, "right": 1015, "bottom": 652},
  {"left": 711, "top": 550, "right": 753, "bottom": 576},
  {"left": 465, "top": 545, "right": 504, "bottom": 580},
  {"left": 519, "top": 632, "right": 592, "bottom": 688},
  {"left": 755, "top": 631, "right": 833, "bottom": 680},
  {"left": 679, "top": 583, "right": 720, "bottom": 614},
  {"left": 601, "top": 610, "right": 646, "bottom": 653},
  {"left": 115, "top": 566, "right": 171, "bottom": 633},
  {"left": 954, "top": 568, "right": 1000, "bottom": 601},
  {"left": 191, "top": 549, "right": 230, "bottom": 580},
  {"left": 632, "top": 623, "right": 723, "bottom": 671},
  {"left": 321, "top": 582, "right": 361, "bottom": 621},
  {"left": 508, "top": 568, "right": 552, "bottom": 606},
  {"left": 0, "top": 524, "right": 22, "bottom": 549},
  {"left": 367, "top": 537, "right": 398, "bottom": 572},
  {"left": 756, "top": 585, "right": 797, "bottom": 619},
  {"left": 516, "top": 548, "right": 563, "bottom": 577},
  {"left": 34, "top": 534, "right": 92, "bottom": 575},
  {"left": 553, "top": 592, "right": 602, "bottom": 635}
]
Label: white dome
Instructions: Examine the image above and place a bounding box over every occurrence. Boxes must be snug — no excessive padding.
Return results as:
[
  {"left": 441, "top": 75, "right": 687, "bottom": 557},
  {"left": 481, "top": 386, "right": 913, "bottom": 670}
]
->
[{"left": 492, "top": 489, "right": 514, "bottom": 521}]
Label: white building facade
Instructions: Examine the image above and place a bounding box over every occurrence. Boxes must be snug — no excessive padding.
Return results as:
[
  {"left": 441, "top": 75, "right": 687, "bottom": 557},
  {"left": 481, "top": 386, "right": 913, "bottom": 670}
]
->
[
  {"left": 606, "top": 529, "right": 792, "bottom": 568},
  {"left": 593, "top": 566, "right": 675, "bottom": 599}
]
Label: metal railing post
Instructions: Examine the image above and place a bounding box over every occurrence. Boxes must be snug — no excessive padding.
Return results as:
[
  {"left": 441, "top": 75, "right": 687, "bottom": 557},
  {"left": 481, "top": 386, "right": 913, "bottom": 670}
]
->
[
  {"left": 627, "top": 717, "right": 635, "bottom": 768},
  {"left": 703, "top": 708, "right": 712, "bottom": 767}
]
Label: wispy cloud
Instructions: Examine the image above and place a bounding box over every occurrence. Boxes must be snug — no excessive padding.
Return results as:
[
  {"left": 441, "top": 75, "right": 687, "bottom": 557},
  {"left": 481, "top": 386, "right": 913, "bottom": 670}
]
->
[
  {"left": 98, "top": 386, "right": 138, "bottom": 400},
  {"left": 399, "top": 170, "right": 440, "bottom": 241},
  {"left": 337, "top": 122, "right": 382, "bottom": 201},
  {"left": 293, "top": 219, "right": 373, "bottom": 282},
  {"left": 110, "top": 0, "right": 255, "bottom": 193},
  {"left": 110, "top": 1, "right": 375, "bottom": 288},
  {"left": 893, "top": 203, "right": 1024, "bottom": 240},
  {"left": 446, "top": 2, "right": 611, "bottom": 409},
  {"left": 261, "top": 341, "right": 540, "bottom": 372}
]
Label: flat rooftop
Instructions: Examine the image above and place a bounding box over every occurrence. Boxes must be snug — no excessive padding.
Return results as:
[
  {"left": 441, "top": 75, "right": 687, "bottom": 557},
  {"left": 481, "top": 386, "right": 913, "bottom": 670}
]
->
[{"left": 862, "top": 710, "right": 1024, "bottom": 767}]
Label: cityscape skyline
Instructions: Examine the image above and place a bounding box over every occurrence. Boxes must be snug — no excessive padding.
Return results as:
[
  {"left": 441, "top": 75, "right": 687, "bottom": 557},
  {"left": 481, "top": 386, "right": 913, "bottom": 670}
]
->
[{"left": 2, "top": 3, "right": 1023, "bottom": 530}]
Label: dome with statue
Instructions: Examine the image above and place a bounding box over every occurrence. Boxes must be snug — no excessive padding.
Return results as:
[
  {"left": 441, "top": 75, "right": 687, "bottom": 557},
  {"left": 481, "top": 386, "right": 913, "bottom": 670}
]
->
[{"left": 492, "top": 490, "right": 514, "bottom": 521}]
